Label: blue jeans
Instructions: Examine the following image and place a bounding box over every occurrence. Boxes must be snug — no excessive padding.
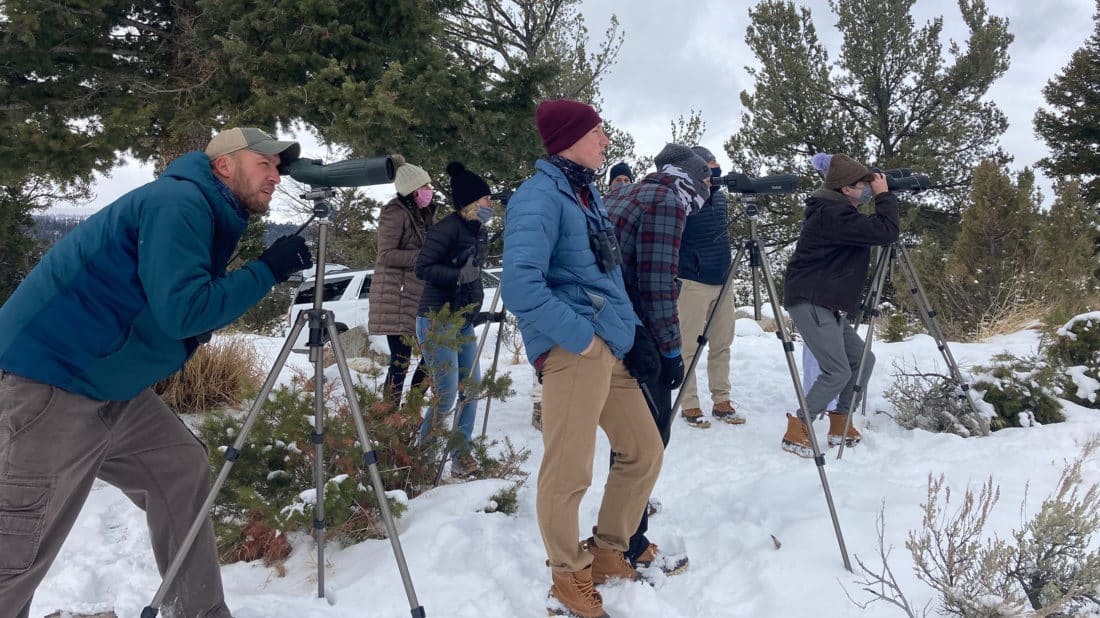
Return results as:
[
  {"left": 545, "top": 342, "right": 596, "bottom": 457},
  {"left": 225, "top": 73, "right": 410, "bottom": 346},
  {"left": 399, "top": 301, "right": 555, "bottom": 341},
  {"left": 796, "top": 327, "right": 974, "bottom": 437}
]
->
[{"left": 415, "top": 316, "right": 480, "bottom": 460}]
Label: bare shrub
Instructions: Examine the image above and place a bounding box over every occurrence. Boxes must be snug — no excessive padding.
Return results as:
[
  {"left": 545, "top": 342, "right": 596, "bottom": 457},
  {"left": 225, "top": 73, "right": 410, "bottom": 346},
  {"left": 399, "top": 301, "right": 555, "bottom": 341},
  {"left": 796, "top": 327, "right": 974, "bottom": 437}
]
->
[
  {"left": 883, "top": 359, "right": 985, "bottom": 437},
  {"left": 154, "top": 335, "right": 263, "bottom": 414}
]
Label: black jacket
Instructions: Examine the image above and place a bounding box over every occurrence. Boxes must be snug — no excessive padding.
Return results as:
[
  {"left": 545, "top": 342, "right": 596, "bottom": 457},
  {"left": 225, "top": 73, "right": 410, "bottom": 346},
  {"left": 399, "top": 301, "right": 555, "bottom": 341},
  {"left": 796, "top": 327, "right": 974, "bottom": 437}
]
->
[
  {"left": 678, "top": 187, "right": 732, "bottom": 285},
  {"left": 782, "top": 188, "right": 900, "bottom": 316},
  {"left": 414, "top": 212, "right": 486, "bottom": 325}
]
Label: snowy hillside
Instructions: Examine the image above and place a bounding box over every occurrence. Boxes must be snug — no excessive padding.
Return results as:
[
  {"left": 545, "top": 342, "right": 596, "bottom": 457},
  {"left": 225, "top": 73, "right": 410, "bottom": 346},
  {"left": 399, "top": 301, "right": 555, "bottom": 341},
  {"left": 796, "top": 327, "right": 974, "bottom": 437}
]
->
[{"left": 31, "top": 322, "right": 1100, "bottom": 617}]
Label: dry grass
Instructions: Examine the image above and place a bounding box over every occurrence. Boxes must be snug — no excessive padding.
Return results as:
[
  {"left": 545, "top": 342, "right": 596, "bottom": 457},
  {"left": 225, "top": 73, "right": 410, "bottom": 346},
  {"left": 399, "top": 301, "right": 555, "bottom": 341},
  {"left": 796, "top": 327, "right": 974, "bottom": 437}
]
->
[
  {"left": 975, "top": 297, "right": 1052, "bottom": 340},
  {"left": 154, "top": 335, "right": 263, "bottom": 414}
]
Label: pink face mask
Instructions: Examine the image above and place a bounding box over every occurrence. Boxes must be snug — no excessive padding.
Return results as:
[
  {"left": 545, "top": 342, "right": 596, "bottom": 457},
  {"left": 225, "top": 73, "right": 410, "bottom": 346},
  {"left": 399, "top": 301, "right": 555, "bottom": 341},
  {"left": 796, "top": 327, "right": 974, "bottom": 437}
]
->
[{"left": 414, "top": 188, "right": 433, "bottom": 208}]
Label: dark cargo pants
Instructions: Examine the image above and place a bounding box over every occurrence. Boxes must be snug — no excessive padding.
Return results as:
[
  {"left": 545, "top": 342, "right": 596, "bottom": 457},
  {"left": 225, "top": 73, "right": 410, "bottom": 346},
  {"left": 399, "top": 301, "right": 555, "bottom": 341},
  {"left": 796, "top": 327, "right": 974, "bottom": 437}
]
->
[{"left": 0, "top": 371, "right": 231, "bottom": 618}]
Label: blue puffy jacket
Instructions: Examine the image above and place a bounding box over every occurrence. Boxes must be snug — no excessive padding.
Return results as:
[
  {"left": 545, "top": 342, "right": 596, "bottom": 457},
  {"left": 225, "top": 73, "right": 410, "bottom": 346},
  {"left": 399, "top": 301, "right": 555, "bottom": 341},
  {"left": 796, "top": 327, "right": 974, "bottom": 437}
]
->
[
  {"left": 501, "top": 159, "right": 640, "bottom": 364},
  {"left": 0, "top": 151, "right": 277, "bottom": 400},
  {"left": 678, "top": 187, "right": 732, "bottom": 285}
]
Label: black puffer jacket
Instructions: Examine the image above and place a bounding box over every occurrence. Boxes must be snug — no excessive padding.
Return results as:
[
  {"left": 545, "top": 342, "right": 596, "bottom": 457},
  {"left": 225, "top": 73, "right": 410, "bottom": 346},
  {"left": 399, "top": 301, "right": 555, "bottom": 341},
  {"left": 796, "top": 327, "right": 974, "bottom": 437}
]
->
[
  {"left": 782, "top": 188, "right": 900, "bottom": 316},
  {"left": 414, "top": 212, "right": 486, "bottom": 326},
  {"left": 678, "top": 187, "right": 732, "bottom": 285}
]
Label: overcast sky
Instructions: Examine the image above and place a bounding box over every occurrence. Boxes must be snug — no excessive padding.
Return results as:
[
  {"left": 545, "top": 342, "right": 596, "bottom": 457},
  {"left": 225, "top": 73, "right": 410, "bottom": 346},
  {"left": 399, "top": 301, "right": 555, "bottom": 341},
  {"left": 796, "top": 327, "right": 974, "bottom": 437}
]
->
[{"left": 61, "top": 0, "right": 1095, "bottom": 218}]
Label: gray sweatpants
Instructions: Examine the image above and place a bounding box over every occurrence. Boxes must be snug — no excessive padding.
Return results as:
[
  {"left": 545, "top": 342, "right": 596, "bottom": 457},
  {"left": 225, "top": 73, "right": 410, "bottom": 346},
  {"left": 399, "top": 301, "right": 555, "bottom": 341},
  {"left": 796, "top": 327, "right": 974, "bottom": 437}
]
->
[
  {"left": 0, "top": 371, "right": 231, "bottom": 618},
  {"left": 788, "top": 303, "right": 875, "bottom": 419}
]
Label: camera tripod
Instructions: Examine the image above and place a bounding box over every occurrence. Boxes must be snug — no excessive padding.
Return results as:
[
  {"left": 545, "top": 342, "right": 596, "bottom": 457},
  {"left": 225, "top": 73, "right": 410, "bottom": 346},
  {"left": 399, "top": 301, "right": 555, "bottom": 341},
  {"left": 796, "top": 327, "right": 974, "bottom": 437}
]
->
[
  {"left": 672, "top": 193, "right": 852, "bottom": 572},
  {"left": 143, "top": 188, "right": 425, "bottom": 617},
  {"left": 832, "top": 241, "right": 988, "bottom": 458}
]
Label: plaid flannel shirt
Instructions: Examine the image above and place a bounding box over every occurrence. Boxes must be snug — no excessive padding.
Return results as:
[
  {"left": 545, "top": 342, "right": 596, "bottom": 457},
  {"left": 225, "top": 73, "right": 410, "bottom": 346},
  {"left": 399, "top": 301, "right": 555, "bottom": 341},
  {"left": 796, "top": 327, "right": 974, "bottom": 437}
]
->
[{"left": 604, "top": 173, "right": 687, "bottom": 356}]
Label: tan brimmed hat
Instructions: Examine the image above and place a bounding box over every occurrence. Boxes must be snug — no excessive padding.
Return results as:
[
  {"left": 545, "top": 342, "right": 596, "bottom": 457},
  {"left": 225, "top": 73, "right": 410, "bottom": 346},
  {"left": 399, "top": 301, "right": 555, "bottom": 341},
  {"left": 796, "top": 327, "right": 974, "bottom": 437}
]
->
[{"left": 205, "top": 127, "right": 300, "bottom": 166}]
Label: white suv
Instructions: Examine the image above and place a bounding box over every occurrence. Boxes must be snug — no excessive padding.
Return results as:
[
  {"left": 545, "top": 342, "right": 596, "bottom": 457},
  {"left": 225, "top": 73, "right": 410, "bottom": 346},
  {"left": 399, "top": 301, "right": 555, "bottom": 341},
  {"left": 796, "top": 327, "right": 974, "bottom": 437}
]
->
[{"left": 286, "top": 267, "right": 502, "bottom": 353}]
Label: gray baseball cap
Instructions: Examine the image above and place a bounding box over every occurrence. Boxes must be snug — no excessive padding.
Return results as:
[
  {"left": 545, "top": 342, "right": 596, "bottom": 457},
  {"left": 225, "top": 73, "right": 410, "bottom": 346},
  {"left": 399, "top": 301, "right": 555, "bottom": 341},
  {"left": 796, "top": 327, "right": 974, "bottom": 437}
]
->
[{"left": 205, "top": 127, "right": 301, "bottom": 166}]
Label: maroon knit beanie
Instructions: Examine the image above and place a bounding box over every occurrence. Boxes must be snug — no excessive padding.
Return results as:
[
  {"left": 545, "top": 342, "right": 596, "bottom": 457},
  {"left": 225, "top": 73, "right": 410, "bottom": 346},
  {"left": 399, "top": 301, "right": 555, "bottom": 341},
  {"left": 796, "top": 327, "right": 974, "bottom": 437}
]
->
[{"left": 535, "top": 99, "right": 602, "bottom": 155}]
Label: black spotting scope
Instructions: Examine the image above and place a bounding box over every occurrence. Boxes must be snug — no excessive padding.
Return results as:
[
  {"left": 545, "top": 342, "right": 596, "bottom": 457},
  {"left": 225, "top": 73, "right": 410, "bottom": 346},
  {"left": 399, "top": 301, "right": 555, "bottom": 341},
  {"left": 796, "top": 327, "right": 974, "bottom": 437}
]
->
[
  {"left": 713, "top": 172, "right": 799, "bottom": 195},
  {"left": 871, "top": 167, "right": 931, "bottom": 194},
  {"left": 279, "top": 156, "right": 396, "bottom": 187}
]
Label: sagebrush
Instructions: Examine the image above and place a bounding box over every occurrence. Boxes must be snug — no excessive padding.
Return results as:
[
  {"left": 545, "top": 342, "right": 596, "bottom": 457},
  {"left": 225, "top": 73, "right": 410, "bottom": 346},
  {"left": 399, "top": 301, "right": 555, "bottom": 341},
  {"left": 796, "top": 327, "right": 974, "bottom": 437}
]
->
[{"left": 154, "top": 335, "right": 263, "bottom": 415}]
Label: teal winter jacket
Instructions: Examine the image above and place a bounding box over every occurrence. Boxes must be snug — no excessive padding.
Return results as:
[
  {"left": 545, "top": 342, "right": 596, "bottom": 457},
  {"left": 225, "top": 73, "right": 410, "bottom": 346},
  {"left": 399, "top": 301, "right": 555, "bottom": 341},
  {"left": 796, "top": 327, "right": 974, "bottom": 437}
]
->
[
  {"left": 501, "top": 159, "right": 640, "bottom": 364},
  {"left": 0, "top": 151, "right": 277, "bottom": 400}
]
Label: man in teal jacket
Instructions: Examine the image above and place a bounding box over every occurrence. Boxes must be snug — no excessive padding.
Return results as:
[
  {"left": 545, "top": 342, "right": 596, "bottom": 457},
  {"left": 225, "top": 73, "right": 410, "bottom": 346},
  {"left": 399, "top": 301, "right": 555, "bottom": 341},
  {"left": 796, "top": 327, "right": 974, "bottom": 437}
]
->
[{"left": 0, "top": 127, "right": 311, "bottom": 618}]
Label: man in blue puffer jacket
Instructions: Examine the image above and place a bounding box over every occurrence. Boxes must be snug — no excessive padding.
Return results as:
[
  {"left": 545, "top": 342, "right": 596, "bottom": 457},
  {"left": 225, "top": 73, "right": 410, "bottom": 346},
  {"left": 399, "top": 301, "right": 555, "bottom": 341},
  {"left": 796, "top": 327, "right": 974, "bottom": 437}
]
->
[
  {"left": 502, "top": 99, "right": 664, "bottom": 618},
  {"left": 0, "top": 127, "right": 311, "bottom": 618}
]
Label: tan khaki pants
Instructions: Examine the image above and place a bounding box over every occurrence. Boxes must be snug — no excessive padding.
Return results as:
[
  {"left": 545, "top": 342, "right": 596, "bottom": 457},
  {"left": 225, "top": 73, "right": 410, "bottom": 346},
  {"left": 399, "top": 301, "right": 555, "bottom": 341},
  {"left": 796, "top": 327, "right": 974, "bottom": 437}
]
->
[
  {"left": 0, "top": 372, "right": 230, "bottom": 618},
  {"left": 537, "top": 338, "right": 663, "bottom": 572},
  {"left": 677, "top": 279, "right": 736, "bottom": 409}
]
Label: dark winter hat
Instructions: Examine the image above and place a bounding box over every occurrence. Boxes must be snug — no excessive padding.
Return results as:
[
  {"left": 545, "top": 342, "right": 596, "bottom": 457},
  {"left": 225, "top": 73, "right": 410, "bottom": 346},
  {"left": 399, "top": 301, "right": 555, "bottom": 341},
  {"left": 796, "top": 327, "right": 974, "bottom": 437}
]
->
[
  {"left": 825, "top": 154, "right": 872, "bottom": 190},
  {"left": 608, "top": 161, "right": 633, "bottom": 183},
  {"left": 446, "top": 161, "right": 491, "bottom": 209},
  {"left": 535, "top": 99, "right": 603, "bottom": 155},
  {"left": 655, "top": 143, "right": 710, "bottom": 187},
  {"left": 690, "top": 145, "right": 717, "bottom": 164},
  {"left": 205, "top": 127, "right": 300, "bottom": 166}
]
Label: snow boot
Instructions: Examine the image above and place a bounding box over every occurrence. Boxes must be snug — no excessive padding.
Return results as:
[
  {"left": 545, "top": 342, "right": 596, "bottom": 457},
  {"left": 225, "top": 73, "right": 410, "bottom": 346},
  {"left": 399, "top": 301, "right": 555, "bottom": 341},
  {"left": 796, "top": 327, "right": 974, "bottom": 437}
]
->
[
  {"left": 635, "top": 542, "right": 689, "bottom": 576},
  {"left": 547, "top": 566, "right": 609, "bottom": 618},
  {"left": 781, "top": 413, "right": 814, "bottom": 458},
  {"left": 712, "top": 400, "right": 746, "bottom": 425},
  {"left": 828, "top": 412, "right": 862, "bottom": 447},
  {"left": 585, "top": 536, "right": 641, "bottom": 584},
  {"left": 681, "top": 407, "right": 711, "bottom": 429},
  {"left": 646, "top": 497, "right": 662, "bottom": 517},
  {"left": 450, "top": 453, "right": 479, "bottom": 479}
]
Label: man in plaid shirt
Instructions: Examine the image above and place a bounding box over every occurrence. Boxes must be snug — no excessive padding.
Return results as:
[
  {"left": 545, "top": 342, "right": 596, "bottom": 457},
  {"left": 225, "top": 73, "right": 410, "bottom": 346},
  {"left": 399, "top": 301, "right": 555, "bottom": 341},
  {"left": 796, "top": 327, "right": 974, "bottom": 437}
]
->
[{"left": 604, "top": 142, "right": 711, "bottom": 575}]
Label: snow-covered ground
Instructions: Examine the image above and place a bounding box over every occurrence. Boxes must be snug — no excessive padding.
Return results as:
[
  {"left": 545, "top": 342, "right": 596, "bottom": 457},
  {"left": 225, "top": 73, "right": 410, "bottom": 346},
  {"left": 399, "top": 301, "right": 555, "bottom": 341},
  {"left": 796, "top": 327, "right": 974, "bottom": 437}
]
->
[{"left": 31, "top": 321, "right": 1100, "bottom": 617}]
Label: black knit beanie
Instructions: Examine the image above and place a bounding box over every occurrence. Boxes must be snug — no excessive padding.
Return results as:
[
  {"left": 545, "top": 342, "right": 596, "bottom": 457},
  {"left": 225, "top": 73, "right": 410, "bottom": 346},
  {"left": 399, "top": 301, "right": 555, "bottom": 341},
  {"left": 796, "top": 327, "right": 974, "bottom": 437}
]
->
[{"left": 446, "top": 161, "right": 491, "bottom": 210}]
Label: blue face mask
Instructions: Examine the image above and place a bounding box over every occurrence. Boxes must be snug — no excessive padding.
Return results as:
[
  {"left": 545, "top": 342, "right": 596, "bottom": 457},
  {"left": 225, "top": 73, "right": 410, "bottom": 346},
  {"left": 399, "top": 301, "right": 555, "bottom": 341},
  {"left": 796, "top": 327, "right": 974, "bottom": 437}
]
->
[
  {"left": 859, "top": 185, "right": 874, "bottom": 204},
  {"left": 477, "top": 205, "right": 494, "bottom": 224}
]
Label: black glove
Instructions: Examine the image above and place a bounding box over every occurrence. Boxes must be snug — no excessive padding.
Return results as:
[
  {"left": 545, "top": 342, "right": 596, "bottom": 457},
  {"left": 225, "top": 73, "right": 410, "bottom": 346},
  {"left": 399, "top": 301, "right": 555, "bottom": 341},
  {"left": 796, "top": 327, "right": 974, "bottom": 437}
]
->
[
  {"left": 622, "top": 325, "right": 660, "bottom": 384},
  {"left": 457, "top": 255, "right": 480, "bottom": 284},
  {"left": 259, "top": 235, "right": 313, "bottom": 283},
  {"left": 473, "top": 311, "right": 506, "bottom": 325},
  {"left": 452, "top": 245, "right": 475, "bottom": 267},
  {"left": 660, "top": 353, "right": 685, "bottom": 390}
]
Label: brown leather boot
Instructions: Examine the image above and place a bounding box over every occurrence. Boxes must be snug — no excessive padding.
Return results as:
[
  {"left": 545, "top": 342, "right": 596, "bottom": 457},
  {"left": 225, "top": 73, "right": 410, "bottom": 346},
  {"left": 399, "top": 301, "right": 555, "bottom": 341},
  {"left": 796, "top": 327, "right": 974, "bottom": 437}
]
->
[
  {"left": 681, "top": 407, "right": 711, "bottom": 428},
  {"left": 585, "top": 536, "right": 641, "bottom": 584},
  {"left": 712, "top": 400, "right": 746, "bottom": 425},
  {"left": 547, "top": 566, "right": 608, "bottom": 618},
  {"left": 635, "top": 542, "right": 689, "bottom": 576},
  {"left": 781, "top": 413, "right": 814, "bottom": 458},
  {"left": 828, "top": 412, "right": 862, "bottom": 447}
]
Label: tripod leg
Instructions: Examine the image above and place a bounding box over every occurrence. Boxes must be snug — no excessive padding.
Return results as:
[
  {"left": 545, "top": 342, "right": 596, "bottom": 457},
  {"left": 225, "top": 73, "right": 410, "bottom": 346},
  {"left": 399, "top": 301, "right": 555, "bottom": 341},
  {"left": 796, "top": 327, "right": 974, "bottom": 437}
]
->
[
  {"left": 143, "top": 313, "right": 310, "bottom": 617},
  {"left": 749, "top": 217, "right": 852, "bottom": 572},
  {"left": 479, "top": 315, "right": 507, "bottom": 439},
  {"left": 893, "top": 245, "right": 988, "bottom": 436},
  {"left": 836, "top": 246, "right": 892, "bottom": 460},
  {"left": 324, "top": 315, "right": 425, "bottom": 616}
]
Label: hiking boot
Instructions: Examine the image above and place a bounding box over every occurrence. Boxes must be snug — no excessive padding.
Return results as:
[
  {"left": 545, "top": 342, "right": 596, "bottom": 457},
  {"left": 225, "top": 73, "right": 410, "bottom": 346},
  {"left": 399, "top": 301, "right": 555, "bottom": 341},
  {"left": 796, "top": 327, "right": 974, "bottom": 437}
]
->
[
  {"left": 450, "top": 454, "right": 479, "bottom": 479},
  {"left": 828, "top": 412, "right": 862, "bottom": 447},
  {"left": 712, "top": 400, "right": 746, "bottom": 425},
  {"left": 635, "top": 542, "right": 689, "bottom": 576},
  {"left": 547, "top": 566, "right": 608, "bottom": 618},
  {"left": 646, "top": 497, "right": 662, "bottom": 517},
  {"left": 585, "top": 536, "right": 641, "bottom": 584},
  {"left": 781, "top": 413, "right": 814, "bottom": 458},
  {"left": 681, "top": 407, "right": 711, "bottom": 429},
  {"left": 532, "top": 400, "right": 543, "bottom": 432}
]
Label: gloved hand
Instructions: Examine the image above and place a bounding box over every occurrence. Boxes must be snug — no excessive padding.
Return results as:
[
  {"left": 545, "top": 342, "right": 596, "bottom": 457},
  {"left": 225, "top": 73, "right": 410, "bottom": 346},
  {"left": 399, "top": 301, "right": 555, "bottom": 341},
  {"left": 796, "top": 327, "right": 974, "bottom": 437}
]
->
[
  {"left": 457, "top": 255, "right": 480, "bottom": 284},
  {"left": 622, "top": 325, "right": 660, "bottom": 384},
  {"left": 660, "top": 353, "right": 685, "bottom": 390},
  {"left": 259, "top": 235, "right": 313, "bottom": 283},
  {"left": 452, "top": 245, "right": 475, "bottom": 267},
  {"left": 473, "top": 311, "right": 506, "bottom": 325}
]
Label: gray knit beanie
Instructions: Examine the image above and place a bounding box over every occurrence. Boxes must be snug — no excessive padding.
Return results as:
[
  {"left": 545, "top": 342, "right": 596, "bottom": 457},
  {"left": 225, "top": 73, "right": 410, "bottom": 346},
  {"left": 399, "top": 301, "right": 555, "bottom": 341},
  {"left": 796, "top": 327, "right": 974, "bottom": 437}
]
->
[
  {"left": 655, "top": 143, "right": 711, "bottom": 196},
  {"left": 690, "top": 145, "right": 717, "bottom": 164}
]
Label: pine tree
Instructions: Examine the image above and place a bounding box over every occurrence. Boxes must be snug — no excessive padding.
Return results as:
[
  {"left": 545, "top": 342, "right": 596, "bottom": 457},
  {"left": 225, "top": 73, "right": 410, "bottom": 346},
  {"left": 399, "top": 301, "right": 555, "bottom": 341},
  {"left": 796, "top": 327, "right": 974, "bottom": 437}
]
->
[
  {"left": 1034, "top": 0, "right": 1100, "bottom": 207},
  {"left": 935, "top": 160, "right": 1046, "bottom": 339},
  {"left": 1040, "top": 180, "right": 1099, "bottom": 295},
  {"left": 726, "top": 0, "right": 1013, "bottom": 244}
]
